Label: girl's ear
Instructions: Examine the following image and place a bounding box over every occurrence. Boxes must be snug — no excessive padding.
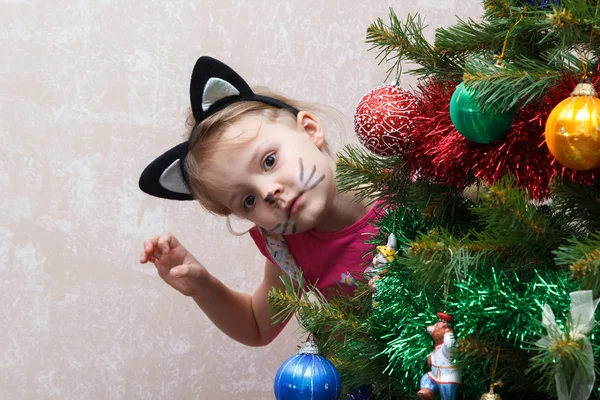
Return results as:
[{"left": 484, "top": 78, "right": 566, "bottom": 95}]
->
[{"left": 296, "top": 111, "right": 325, "bottom": 149}]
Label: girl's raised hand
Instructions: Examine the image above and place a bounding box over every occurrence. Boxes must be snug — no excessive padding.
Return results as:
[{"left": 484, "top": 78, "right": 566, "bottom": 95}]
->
[{"left": 140, "top": 232, "right": 208, "bottom": 297}]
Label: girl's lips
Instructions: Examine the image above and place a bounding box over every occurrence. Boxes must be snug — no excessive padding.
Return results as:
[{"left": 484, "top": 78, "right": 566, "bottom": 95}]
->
[{"left": 288, "top": 193, "right": 303, "bottom": 217}]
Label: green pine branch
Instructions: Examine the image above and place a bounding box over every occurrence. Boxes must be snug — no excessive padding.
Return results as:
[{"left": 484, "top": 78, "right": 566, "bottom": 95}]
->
[
  {"left": 463, "top": 55, "right": 565, "bottom": 111},
  {"left": 368, "top": 1, "right": 600, "bottom": 111},
  {"left": 337, "top": 145, "right": 480, "bottom": 235},
  {"left": 268, "top": 271, "right": 370, "bottom": 340},
  {"left": 468, "top": 176, "right": 562, "bottom": 268},
  {"left": 366, "top": 10, "right": 466, "bottom": 81},
  {"left": 268, "top": 271, "right": 406, "bottom": 398},
  {"left": 550, "top": 178, "right": 600, "bottom": 236},
  {"left": 407, "top": 180, "right": 480, "bottom": 235},
  {"left": 402, "top": 228, "right": 492, "bottom": 285},
  {"left": 554, "top": 232, "right": 600, "bottom": 295},
  {"left": 336, "top": 145, "right": 411, "bottom": 206},
  {"left": 403, "top": 177, "right": 564, "bottom": 285},
  {"left": 473, "top": 176, "right": 548, "bottom": 242}
]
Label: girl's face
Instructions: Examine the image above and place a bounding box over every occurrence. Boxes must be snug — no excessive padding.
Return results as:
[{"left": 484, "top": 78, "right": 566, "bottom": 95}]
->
[{"left": 201, "top": 112, "right": 336, "bottom": 234}]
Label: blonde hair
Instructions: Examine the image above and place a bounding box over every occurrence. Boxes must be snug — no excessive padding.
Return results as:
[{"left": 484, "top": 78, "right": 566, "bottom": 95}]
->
[{"left": 184, "top": 87, "right": 337, "bottom": 217}]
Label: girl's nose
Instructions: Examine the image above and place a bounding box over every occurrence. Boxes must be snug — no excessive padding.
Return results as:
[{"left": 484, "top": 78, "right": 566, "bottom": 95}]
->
[{"left": 264, "top": 188, "right": 282, "bottom": 204}]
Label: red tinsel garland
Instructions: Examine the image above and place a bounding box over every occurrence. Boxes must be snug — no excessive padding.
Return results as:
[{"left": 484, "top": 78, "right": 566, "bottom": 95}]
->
[{"left": 404, "top": 74, "right": 600, "bottom": 199}]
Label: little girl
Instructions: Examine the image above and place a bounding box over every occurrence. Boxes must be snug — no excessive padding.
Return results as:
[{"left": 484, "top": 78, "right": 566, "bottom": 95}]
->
[{"left": 139, "top": 56, "right": 385, "bottom": 346}]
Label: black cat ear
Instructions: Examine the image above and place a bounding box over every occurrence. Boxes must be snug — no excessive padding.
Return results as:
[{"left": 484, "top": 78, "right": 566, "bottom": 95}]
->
[
  {"left": 190, "top": 56, "right": 254, "bottom": 122},
  {"left": 139, "top": 57, "right": 255, "bottom": 202},
  {"left": 138, "top": 142, "right": 193, "bottom": 201},
  {"left": 139, "top": 56, "right": 300, "bottom": 202}
]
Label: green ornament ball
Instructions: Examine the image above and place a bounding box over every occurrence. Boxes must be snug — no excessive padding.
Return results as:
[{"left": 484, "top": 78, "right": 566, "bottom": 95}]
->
[{"left": 449, "top": 82, "right": 514, "bottom": 144}]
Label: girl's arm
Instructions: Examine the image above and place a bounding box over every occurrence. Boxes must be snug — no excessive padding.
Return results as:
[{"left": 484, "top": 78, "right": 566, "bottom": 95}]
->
[
  {"left": 140, "top": 232, "right": 292, "bottom": 347},
  {"left": 191, "top": 260, "right": 291, "bottom": 346}
]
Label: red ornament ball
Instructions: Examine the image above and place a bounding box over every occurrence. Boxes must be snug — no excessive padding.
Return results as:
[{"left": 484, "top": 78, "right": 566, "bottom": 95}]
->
[{"left": 354, "top": 85, "right": 416, "bottom": 156}]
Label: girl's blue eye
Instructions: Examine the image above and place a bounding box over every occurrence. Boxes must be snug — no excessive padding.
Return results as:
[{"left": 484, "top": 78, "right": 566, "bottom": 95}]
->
[
  {"left": 242, "top": 194, "right": 256, "bottom": 210},
  {"left": 263, "top": 153, "right": 276, "bottom": 170}
]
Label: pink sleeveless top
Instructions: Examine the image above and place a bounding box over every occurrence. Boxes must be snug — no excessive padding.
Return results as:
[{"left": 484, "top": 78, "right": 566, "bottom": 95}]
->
[{"left": 249, "top": 201, "right": 386, "bottom": 296}]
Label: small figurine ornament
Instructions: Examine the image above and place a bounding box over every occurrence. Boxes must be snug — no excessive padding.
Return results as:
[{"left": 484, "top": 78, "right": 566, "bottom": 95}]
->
[
  {"left": 417, "top": 312, "right": 461, "bottom": 400},
  {"left": 364, "top": 233, "right": 398, "bottom": 295},
  {"left": 373, "top": 232, "right": 398, "bottom": 267}
]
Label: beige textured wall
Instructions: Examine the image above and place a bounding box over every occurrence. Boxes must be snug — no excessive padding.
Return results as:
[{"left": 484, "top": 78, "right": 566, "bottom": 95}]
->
[{"left": 1, "top": 1, "right": 482, "bottom": 399}]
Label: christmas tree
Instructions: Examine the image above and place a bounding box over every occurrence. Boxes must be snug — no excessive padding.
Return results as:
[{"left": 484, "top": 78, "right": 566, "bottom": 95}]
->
[{"left": 269, "top": 1, "right": 600, "bottom": 399}]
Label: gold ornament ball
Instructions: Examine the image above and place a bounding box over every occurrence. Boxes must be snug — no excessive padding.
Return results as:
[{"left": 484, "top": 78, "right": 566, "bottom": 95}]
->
[
  {"left": 480, "top": 390, "right": 502, "bottom": 400},
  {"left": 545, "top": 83, "right": 600, "bottom": 171},
  {"left": 480, "top": 383, "right": 502, "bottom": 400},
  {"left": 480, "top": 393, "right": 502, "bottom": 400}
]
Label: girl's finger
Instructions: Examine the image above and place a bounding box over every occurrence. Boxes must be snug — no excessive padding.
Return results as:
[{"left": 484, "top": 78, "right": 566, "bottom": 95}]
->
[
  {"left": 152, "top": 245, "right": 163, "bottom": 260},
  {"left": 145, "top": 235, "right": 160, "bottom": 248},
  {"left": 157, "top": 232, "right": 173, "bottom": 254},
  {"left": 144, "top": 236, "right": 160, "bottom": 254},
  {"left": 170, "top": 264, "right": 187, "bottom": 278}
]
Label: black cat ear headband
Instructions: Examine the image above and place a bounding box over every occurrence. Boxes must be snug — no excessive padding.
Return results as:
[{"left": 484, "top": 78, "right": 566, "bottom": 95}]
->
[{"left": 138, "top": 56, "right": 300, "bottom": 201}]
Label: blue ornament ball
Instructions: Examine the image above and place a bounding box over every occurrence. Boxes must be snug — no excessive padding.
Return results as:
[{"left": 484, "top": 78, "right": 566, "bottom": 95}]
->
[{"left": 274, "top": 339, "right": 341, "bottom": 400}]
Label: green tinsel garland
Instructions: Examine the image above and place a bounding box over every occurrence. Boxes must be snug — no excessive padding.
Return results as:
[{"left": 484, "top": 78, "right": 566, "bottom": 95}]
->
[
  {"left": 369, "top": 250, "right": 600, "bottom": 398},
  {"left": 354, "top": 207, "right": 600, "bottom": 399},
  {"left": 271, "top": 204, "right": 600, "bottom": 399}
]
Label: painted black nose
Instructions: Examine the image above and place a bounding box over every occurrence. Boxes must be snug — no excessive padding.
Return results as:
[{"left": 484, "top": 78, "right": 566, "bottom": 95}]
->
[{"left": 264, "top": 189, "right": 281, "bottom": 203}]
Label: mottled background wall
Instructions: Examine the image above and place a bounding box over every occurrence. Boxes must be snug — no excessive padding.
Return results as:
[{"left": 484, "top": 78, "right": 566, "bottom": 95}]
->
[{"left": 1, "top": 1, "right": 482, "bottom": 399}]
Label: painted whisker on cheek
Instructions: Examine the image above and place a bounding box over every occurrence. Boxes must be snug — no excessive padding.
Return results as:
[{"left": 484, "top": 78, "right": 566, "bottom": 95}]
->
[
  {"left": 270, "top": 223, "right": 281, "bottom": 233},
  {"left": 281, "top": 222, "right": 296, "bottom": 235},
  {"left": 307, "top": 174, "right": 325, "bottom": 190},
  {"left": 296, "top": 158, "right": 325, "bottom": 191},
  {"left": 268, "top": 219, "right": 297, "bottom": 235},
  {"left": 305, "top": 165, "right": 316, "bottom": 187},
  {"left": 282, "top": 221, "right": 289, "bottom": 235}
]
